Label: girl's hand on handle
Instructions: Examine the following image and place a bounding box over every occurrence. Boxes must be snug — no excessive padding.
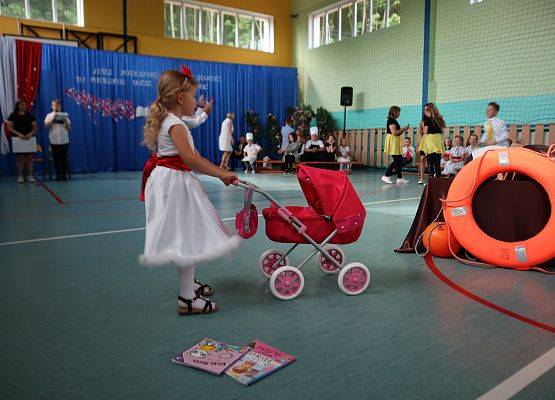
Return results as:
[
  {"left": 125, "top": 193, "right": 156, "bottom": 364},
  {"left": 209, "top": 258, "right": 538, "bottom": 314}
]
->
[{"left": 220, "top": 171, "right": 238, "bottom": 186}]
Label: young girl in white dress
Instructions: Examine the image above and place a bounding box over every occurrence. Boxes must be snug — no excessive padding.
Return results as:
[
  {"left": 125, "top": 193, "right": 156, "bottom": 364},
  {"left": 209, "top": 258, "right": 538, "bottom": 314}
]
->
[
  {"left": 140, "top": 68, "right": 240, "bottom": 315},
  {"left": 337, "top": 136, "right": 353, "bottom": 173},
  {"left": 442, "top": 135, "right": 466, "bottom": 176}
]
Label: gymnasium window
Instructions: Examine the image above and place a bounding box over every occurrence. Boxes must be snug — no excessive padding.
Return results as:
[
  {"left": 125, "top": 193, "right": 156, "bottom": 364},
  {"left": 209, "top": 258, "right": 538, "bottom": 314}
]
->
[
  {"left": 0, "top": 0, "right": 84, "bottom": 26},
  {"left": 163, "top": 0, "right": 274, "bottom": 53},
  {"left": 309, "top": 0, "right": 401, "bottom": 49}
]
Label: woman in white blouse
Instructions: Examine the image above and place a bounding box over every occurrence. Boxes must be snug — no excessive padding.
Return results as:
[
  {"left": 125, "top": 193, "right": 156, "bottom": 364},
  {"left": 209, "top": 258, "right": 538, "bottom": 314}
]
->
[
  {"left": 44, "top": 99, "right": 71, "bottom": 181},
  {"left": 219, "top": 112, "right": 235, "bottom": 170}
]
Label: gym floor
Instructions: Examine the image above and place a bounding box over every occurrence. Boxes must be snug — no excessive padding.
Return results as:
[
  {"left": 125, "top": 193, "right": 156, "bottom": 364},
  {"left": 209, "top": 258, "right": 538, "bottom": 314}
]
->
[{"left": 0, "top": 170, "right": 553, "bottom": 399}]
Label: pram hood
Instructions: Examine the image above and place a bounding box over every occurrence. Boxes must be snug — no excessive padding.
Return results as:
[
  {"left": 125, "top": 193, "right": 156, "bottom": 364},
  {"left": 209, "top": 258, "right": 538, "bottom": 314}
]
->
[{"left": 296, "top": 165, "right": 366, "bottom": 233}]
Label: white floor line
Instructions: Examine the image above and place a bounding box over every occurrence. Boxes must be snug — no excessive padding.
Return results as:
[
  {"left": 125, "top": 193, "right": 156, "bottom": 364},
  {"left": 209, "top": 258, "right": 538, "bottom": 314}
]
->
[
  {"left": 0, "top": 228, "right": 146, "bottom": 247},
  {"left": 363, "top": 197, "right": 420, "bottom": 205},
  {"left": 0, "top": 197, "right": 419, "bottom": 247},
  {"left": 476, "top": 346, "right": 555, "bottom": 400}
]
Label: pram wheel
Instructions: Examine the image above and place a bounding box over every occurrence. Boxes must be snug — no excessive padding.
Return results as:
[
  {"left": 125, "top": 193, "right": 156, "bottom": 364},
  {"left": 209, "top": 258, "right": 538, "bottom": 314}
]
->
[
  {"left": 318, "top": 245, "right": 345, "bottom": 274},
  {"left": 270, "top": 266, "right": 304, "bottom": 300},
  {"left": 338, "top": 263, "right": 370, "bottom": 296},
  {"left": 259, "top": 250, "right": 290, "bottom": 278}
]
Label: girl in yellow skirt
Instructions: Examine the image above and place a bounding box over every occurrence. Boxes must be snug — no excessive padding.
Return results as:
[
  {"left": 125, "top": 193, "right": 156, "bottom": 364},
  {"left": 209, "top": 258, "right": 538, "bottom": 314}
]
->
[
  {"left": 381, "top": 106, "right": 410, "bottom": 184},
  {"left": 417, "top": 103, "right": 445, "bottom": 178}
]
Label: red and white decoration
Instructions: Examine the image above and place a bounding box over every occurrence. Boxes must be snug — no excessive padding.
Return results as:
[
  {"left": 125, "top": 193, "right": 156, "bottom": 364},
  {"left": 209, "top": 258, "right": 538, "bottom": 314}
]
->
[{"left": 0, "top": 38, "right": 43, "bottom": 155}]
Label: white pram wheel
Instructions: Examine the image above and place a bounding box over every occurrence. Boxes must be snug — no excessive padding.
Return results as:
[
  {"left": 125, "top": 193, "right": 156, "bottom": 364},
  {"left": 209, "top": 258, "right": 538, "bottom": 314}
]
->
[
  {"left": 259, "top": 249, "right": 290, "bottom": 278},
  {"left": 270, "top": 266, "right": 305, "bottom": 300},
  {"left": 338, "top": 263, "right": 370, "bottom": 295},
  {"left": 318, "top": 245, "right": 345, "bottom": 274}
]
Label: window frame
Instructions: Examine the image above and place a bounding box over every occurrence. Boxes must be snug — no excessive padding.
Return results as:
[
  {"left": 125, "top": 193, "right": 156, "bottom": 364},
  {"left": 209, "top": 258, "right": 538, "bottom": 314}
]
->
[
  {"left": 0, "top": 0, "right": 84, "bottom": 26},
  {"left": 163, "top": 0, "right": 274, "bottom": 53},
  {"left": 309, "top": 0, "right": 400, "bottom": 49}
]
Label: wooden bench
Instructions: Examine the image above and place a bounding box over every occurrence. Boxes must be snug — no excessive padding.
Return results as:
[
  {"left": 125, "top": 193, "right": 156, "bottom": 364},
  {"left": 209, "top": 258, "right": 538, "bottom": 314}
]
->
[
  {"left": 254, "top": 159, "right": 363, "bottom": 173},
  {"left": 253, "top": 160, "right": 285, "bottom": 173}
]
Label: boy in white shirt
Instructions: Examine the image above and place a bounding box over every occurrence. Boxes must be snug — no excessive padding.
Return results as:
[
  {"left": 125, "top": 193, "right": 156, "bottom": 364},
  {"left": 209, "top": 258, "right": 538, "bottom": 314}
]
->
[
  {"left": 44, "top": 99, "right": 71, "bottom": 181},
  {"left": 401, "top": 136, "right": 416, "bottom": 168},
  {"left": 481, "top": 102, "right": 509, "bottom": 147}
]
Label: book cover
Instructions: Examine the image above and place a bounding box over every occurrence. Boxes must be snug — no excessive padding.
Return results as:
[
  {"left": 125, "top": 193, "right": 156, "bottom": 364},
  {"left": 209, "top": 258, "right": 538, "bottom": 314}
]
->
[
  {"left": 226, "top": 340, "right": 296, "bottom": 385},
  {"left": 172, "top": 338, "right": 250, "bottom": 376}
]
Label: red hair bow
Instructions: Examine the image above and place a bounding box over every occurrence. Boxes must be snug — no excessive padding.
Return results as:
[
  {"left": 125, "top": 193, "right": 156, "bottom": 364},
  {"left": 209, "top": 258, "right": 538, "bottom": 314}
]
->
[{"left": 180, "top": 65, "right": 193, "bottom": 79}]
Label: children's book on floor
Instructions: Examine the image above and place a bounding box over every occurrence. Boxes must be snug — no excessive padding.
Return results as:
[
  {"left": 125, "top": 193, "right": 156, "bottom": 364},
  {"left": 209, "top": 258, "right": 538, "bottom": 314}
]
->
[
  {"left": 172, "top": 338, "right": 250, "bottom": 375},
  {"left": 225, "top": 340, "right": 296, "bottom": 385}
]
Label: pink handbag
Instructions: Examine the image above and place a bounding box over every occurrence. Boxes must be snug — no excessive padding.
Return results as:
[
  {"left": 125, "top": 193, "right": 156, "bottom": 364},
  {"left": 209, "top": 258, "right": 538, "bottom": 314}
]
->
[{"left": 235, "top": 184, "right": 258, "bottom": 239}]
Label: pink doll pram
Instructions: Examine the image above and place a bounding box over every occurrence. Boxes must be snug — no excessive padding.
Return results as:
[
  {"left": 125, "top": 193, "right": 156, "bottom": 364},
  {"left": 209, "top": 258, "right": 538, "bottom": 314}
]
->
[{"left": 236, "top": 165, "right": 371, "bottom": 300}]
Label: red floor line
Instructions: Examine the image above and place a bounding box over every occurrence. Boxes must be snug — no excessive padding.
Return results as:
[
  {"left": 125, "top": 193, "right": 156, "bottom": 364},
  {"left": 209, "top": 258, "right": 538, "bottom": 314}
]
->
[
  {"left": 424, "top": 256, "right": 555, "bottom": 334},
  {"left": 36, "top": 180, "right": 65, "bottom": 205}
]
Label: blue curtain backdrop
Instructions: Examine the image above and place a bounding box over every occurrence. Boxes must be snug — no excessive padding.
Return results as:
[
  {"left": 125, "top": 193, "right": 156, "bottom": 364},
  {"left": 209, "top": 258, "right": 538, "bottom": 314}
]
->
[{"left": 0, "top": 44, "right": 297, "bottom": 175}]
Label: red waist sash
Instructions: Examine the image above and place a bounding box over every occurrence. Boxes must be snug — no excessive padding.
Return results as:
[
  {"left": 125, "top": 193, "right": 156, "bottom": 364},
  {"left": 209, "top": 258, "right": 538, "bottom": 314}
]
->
[{"left": 140, "top": 154, "right": 191, "bottom": 201}]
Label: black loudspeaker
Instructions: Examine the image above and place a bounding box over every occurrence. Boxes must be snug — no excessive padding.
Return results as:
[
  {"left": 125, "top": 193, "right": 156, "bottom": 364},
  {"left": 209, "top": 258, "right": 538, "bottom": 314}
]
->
[{"left": 340, "top": 86, "right": 353, "bottom": 106}]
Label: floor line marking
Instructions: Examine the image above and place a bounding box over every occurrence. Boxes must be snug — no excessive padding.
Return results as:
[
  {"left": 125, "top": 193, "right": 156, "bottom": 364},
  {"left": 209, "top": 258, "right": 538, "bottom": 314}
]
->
[
  {"left": 0, "top": 228, "right": 146, "bottom": 246},
  {"left": 36, "top": 180, "right": 65, "bottom": 204},
  {"left": 476, "top": 346, "right": 555, "bottom": 400},
  {"left": 363, "top": 197, "right": 420, "bottom": 205},
  {"left": 0, "top": 197, "right": 420, "bottom": 247},
  {"left": 424, "top": 256, "right": 555, "bottom": 333}
]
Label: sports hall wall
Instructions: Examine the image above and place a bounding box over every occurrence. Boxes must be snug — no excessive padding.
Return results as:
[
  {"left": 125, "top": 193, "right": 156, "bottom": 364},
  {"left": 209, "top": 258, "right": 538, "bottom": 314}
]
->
[
  {"left": 292, "top": 0, "right": 555, "bottom": 128},
  {"left": 0, "top": 0, "right": 292, "bottom": 67}
]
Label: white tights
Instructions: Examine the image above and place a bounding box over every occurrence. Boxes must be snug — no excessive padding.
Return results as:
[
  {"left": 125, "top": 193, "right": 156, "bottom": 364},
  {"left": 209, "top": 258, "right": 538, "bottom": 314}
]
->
[
  {"left": 177, "top": 265, "right": 211, "bottom": 308},
  {"left": 177, "top": 265, "right": 196, "bottom": 299}
]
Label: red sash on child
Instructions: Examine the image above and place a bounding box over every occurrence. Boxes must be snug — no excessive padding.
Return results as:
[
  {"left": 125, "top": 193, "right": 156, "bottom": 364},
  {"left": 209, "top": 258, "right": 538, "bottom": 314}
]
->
[{"left": 139, "top": 154, "right": 191, "bottom": 201}]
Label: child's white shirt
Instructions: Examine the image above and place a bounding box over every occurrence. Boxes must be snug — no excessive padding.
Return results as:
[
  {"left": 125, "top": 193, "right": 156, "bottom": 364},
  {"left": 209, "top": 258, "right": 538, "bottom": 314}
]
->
[
  {"left": 450, "top": 146, "right": 465, "bottom": 160},
  {"left": 158, "top": 113, "right": 195, "bottom": 157},
  {"left": 338, "top": 145, "right": 350, "bottom": 158},
  {"left": 244, "top": 143, "right": 261, "bottom": 157},
  {"left": 465, "top": 145, "right": 479, "bottom": 157},
  {"left": 481, "top": 116, "right": 509, "bottom": 147},
  {"left": 402, "top": 145, "right": 415, "bottom": 160}
]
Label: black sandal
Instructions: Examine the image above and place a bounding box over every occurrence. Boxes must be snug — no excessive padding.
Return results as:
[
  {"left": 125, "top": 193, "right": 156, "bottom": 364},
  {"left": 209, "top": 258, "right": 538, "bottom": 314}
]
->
[
  {"left": 177, "top": 295, "right": 219, "bottom": 315},
  {"left": 194, "top": 279, "right": 214, "bottom": 296}
]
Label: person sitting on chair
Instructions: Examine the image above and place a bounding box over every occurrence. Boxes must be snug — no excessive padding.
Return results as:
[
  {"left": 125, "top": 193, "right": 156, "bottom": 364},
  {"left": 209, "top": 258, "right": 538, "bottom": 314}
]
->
[{"left": 300, "top": 127, "right": 325, "bottom": 162}]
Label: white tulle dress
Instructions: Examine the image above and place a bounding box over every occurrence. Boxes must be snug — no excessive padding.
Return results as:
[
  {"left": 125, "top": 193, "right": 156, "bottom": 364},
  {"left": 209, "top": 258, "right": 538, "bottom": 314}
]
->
[{"left": 140, "top": 113, "right": 240, "bottom": 267}]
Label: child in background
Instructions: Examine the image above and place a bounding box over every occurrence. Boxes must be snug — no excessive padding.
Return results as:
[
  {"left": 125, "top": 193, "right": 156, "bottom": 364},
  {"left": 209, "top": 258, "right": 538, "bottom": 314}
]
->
[
  {"left": 324, "top": 134, "right": 337, "bottom": 162},
  {"left": 418, "top": 103, "right": 446, "bottom": 178},
  {"left": 442, "top": 135, "right": 465, "bottom": 176},
  {"left": 242, "top": 132, "right": 262, "bottom": 173},
  {"left": 481, "top": 102, "right": 509, "bottom": 147},
  {"left": 465, "top": 133, "right": 479, "bottom": 164},
  {"left": 441, "top": 137, "right": 452, "bottom": 170},
  {"left": 140, "top": 67, "right": 239, "bottom": 315},
  {"left": 337, "top": 136, "right": 354, "bottom": 173},
  {"left": 401, "top": 136, "right": 415, "bottom": 169},
  {"left": 416, "top": 121, "right": 426, "bottom": 184},
  {"left": 382, "top": 106, "right": 410, "bottom": 184}
]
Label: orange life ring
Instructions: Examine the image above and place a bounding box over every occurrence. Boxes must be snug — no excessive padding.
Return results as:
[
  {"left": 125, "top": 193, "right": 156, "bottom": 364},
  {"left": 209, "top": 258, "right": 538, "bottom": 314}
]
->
[{"left": 443, "top": 147, "right": 555, "bottom": 270}]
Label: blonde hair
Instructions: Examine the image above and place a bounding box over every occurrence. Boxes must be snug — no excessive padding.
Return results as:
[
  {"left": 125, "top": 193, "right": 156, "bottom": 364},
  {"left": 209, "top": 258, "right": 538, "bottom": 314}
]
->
[{"left": 142, "top": 70, "right": 198, "bottom": 151}]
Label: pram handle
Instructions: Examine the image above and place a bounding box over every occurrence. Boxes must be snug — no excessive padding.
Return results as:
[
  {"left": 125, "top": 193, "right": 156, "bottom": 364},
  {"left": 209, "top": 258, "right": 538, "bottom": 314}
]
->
[
  {"left": 236, "top": 180, "right": 284, "bottom": 212},
  {"left": 236, "top": 179, "right": 309, "bottom": 234}
]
